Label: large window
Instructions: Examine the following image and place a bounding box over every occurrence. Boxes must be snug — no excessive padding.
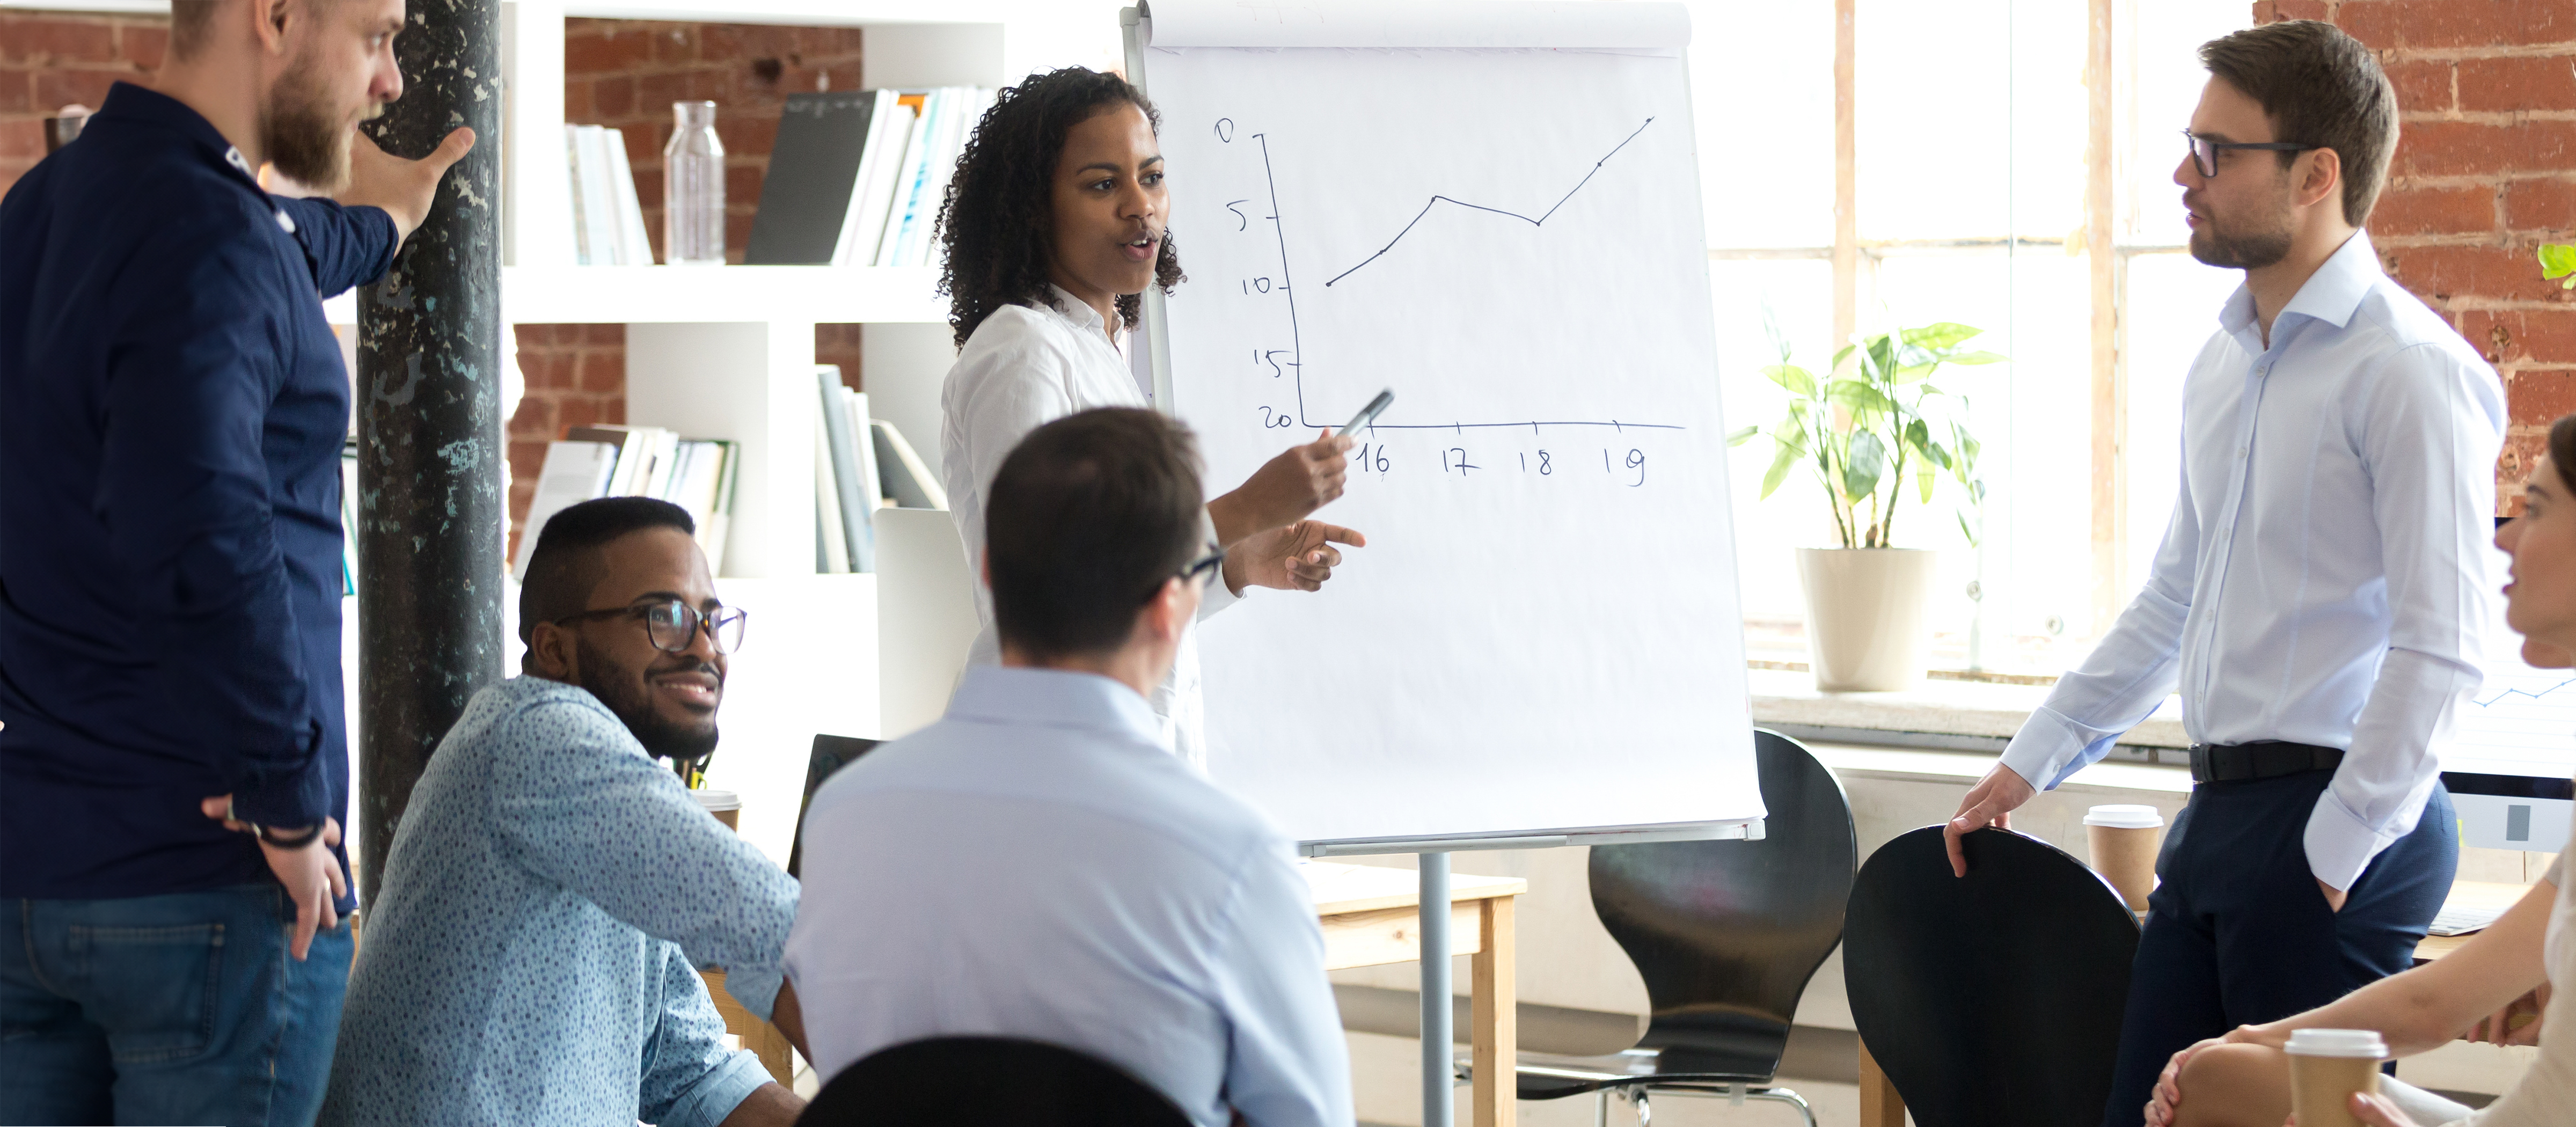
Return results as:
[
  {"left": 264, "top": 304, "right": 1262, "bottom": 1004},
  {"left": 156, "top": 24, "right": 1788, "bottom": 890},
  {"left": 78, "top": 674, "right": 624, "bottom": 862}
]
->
[{"left": 1688, "top": 0, "right": 2250, "bottom": 676}]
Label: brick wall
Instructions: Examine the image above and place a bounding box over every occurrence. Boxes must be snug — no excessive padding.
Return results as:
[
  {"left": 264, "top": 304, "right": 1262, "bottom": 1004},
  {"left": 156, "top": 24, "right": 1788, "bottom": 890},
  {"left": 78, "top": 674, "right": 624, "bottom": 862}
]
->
[
  {"left": 2255, "top": 0, "right": 2576, "bottom": 512},
  {"left": 0, "top": 11, "right": 166, "bottom": 200}
]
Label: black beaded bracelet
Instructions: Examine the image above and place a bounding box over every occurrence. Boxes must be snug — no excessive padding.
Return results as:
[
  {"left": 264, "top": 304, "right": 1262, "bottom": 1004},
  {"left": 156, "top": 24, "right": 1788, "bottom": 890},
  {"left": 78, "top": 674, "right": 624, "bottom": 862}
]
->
[{"left": 257, "top": 822, "right": 325, "bottom": 850}]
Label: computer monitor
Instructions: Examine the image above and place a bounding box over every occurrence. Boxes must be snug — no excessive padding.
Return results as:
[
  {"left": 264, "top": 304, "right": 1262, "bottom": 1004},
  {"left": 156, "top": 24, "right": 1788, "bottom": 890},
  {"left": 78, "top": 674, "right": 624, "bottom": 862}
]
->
[
  {"left": 2447, "top": 536, "right": 2575, "bottom": 854},
  {"left": 786, "top": 733, "right": 880, "bottom": 880}
]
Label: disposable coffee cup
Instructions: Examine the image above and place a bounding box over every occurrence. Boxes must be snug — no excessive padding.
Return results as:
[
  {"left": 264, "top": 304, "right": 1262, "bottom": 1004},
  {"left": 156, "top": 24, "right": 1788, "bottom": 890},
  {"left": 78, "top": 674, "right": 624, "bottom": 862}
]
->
[
  {"left": 2286, "top": 1028, "right": 2385, "bottom": 1127},
  {"left": 691, "top": 788, "right": 741, "bottom": 831},
  {"left": 2084, "top": 804, "right": 2164, "bottom": 911}
]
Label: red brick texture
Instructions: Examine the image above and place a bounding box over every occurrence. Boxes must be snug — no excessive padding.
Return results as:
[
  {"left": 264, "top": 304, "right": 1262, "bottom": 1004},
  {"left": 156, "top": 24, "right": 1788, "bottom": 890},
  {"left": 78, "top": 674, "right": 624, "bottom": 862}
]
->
[
  {"left": 0, "top": 11, "right": 167, "bottom": 201},
  {"left": 2258, "top": 2, "right": 2576, "bottom": 513}
]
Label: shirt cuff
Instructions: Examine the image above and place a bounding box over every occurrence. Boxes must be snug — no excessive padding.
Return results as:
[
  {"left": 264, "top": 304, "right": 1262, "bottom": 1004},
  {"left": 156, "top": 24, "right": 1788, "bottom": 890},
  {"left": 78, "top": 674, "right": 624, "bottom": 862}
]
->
[
  {"left": 1999, "top": 706, "right": 2110, "bottom": 792},
  {"left": 2303, "top": 791, "right": 2395, "bottom": 892},
  {"left": 1201, "top": 574, "right": 1242, "bottom": 619},
  {"left": 661, "top": 1049, "right": 775, "bottom": 1127},
  {"left": 228, "top": 738, "right": 331, "bottom": 830}
]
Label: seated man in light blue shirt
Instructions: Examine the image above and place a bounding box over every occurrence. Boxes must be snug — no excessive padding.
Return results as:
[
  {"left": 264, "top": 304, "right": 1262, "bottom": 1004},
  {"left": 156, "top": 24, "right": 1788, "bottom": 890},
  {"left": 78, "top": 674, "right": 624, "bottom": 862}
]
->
[
  {"left": 319, "top": 497, "right": 802, "bottom": 1127},
  {"left": 784, "top": 407, "right": 1353, "bottom": 1127}
]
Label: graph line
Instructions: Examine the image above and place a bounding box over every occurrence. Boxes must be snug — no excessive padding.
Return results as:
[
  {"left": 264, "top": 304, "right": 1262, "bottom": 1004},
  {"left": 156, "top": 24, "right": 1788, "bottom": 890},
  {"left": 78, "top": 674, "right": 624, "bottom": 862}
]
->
[
  {"left": 1324, "top": 118, "right": 1655, "bottom": 288},
  {"left": 2476, "top": 677, "right": 2576, "bottom": 707},
  {"left": 1250, "top": 125, "right": 1683, "bottom": 433}
]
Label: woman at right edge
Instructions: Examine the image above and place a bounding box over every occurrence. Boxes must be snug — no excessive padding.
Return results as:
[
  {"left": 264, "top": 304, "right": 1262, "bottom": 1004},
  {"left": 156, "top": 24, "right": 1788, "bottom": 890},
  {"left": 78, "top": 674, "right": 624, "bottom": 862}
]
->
[
  {"left": 934, "top": 68, "right": 1366, "bottom": 768},
  {"left": 2145, "top": 413, "right": 2576, "bottom": 1125}
]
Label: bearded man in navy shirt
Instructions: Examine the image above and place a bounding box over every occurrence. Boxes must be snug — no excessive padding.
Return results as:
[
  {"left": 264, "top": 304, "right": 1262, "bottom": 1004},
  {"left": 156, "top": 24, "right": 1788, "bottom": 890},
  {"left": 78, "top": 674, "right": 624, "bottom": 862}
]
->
[{"left": 0, "top": 0, "right": 470, "bottom": 1119}]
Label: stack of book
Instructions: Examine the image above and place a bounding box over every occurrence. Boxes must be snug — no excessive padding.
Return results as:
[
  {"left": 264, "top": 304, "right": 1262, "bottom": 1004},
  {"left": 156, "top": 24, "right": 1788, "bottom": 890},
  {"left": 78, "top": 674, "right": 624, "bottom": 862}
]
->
[
  {"left": 565, "top": 124, "right": 656, "bottom": 265},
  {"left": 514, "top": 426, "right": 740, "bottom": 579},
  {"left": 814, "top": 365, "right": 945, "bottom": 575},
  {"left": 744, "top": 87, "right": 998, "bottom": 268}
]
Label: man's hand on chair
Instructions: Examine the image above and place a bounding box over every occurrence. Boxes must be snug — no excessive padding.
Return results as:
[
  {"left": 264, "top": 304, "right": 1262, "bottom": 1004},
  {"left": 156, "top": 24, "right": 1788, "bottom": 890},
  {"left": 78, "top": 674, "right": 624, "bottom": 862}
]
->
[{"left": 1943, "top": 763, "right": 2036, "bottom": 877}]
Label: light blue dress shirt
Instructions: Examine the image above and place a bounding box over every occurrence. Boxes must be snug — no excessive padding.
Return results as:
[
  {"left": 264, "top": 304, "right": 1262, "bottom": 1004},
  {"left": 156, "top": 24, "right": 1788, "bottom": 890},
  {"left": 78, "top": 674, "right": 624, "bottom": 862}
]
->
[
  {"left": 318, "top": 677, "right": 799, "bottom": 1127},
  {"left": 787, "top": 665, "right": 1353, "bottom": 1127},
  {"left": 2000, "top": 231, "right": 2506, "bottom": 890}
]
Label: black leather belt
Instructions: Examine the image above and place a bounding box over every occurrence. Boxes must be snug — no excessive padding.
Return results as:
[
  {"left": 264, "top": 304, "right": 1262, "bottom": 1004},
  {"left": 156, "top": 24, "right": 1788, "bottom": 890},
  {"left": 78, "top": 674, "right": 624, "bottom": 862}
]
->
[{"left": 2189, "top": 741, "right": 2344, "bottom": 783}]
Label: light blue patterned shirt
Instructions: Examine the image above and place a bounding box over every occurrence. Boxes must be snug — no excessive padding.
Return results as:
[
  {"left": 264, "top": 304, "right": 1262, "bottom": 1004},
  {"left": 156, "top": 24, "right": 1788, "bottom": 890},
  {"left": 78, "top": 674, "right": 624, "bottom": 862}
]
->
[{"left": 319, "top": 676, "right": 799, "bottom": 1126}]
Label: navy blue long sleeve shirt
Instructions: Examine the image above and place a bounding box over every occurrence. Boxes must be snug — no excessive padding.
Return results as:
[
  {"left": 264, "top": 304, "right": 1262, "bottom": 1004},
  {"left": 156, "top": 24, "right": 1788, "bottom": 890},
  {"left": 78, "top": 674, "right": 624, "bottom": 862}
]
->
[{"left": 0, "top": 83, "right": 396, "bottom": 905}]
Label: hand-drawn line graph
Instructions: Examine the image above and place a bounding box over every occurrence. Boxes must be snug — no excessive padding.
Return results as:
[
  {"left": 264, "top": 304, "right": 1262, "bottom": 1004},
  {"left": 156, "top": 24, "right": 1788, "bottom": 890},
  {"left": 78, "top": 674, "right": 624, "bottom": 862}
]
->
[
  {"left": 2476, "top": 677, "right": 2576, "bottom": 708},
  {"left": 1240, "top": 122, "right": 1686, "bottom": 434},
  {"left": 1326, "top": 118, "right": 1655, "bottom": 288}
]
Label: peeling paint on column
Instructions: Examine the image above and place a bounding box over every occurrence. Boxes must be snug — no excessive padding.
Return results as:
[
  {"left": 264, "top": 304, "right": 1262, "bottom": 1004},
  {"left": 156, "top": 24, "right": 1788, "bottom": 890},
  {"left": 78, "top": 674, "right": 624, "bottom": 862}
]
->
[{"left": 353, "top": 0, "right": 503, "bottom": 905}]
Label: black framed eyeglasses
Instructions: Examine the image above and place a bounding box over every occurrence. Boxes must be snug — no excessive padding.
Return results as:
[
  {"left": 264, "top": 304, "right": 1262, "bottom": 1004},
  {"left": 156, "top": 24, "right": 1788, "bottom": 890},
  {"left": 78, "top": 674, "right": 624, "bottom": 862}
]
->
[
  {"left": 1177, "top": 542, "right": 1225, "bottom": 590},
  {"left": 2184, "top": 130, "right": 2318, "bottom": 178},
  {"left": 555, "top": 598, "right": 748, "bottom": 654}
]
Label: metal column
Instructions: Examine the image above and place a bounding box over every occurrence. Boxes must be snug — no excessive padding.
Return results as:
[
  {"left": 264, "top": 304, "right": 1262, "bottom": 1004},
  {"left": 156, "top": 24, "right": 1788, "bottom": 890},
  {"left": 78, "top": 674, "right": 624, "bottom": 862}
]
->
[
  {"left": 353, "top": 0, "right": 505, "bottom": 902},
  {"left": 1421, "top": 851, "right": 1453, "bottom": 1127}
]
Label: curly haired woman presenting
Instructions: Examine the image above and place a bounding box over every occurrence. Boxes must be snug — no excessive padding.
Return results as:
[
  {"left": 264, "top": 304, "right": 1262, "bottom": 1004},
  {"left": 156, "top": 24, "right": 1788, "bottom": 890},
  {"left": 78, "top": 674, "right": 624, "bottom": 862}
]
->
[{"left": 934, "top": 68, "right": 1365, "bottom": 767}]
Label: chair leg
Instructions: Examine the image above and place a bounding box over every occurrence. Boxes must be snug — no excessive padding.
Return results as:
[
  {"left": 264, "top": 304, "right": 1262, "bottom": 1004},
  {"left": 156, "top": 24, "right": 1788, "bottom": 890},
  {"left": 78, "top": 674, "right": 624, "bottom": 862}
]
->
[
  {"left": 1745, "top": 1087, "right": 1817, "bottom": 1127},
  {"left": 1619, "top": 1087, "right": 1650, "bottom": 1127},
  {"left": 1592, "top": 1089, "right": 1608, "bottom": 1127}
]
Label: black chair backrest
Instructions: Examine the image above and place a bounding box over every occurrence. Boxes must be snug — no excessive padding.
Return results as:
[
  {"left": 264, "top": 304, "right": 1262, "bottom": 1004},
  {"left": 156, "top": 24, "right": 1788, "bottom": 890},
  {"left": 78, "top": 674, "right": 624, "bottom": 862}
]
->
[
  {"left": 1843, "top": 826, "right": 2139, "bottom": 1127},
  {"left": 796, "top": 1036, "right": 1192, "bottom": 1127},
  {"left": 787, "top": 734, "right": 880, "bottom": 880},
  {"left": 1587, "top": 730, "right": 1857, "bottom": 1077}
]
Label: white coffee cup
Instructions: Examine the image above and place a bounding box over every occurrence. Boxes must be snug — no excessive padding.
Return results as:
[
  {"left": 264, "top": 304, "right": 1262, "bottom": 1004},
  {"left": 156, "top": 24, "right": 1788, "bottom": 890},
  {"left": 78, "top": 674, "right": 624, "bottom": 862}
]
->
[
  {"left": 691, "top": 788, "right": 741, "bottom": 830},
  {"left": 2084, "top": 804, "right": 2165, "bottom": 911},
  {"left": 2285, "top": 1028, "right": 2387, "bottom": 1127}
]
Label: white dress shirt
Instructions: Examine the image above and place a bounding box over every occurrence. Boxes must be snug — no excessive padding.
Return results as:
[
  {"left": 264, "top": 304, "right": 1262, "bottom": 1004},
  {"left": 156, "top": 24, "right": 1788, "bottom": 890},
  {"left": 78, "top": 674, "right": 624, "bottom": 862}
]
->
[
  {"left": 2000, "top": 231, "right": 2505, "bottom": 890},
  {"left": 939, "top": 286, "right": 1238, "bottom": 767},
  {"left": 785, "top": 665, "right": 1353, "bottom": 1127}
]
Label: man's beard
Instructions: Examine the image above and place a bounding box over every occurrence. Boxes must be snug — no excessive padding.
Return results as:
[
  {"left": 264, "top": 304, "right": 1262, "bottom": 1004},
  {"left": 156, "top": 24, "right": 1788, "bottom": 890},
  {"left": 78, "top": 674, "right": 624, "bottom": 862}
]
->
[
  {"left": 2189, "top": 203, "right": 2295, "bottom": 270},
  {"left": 574, "top": 636, "right": 721, "bottom": 764},
  {"left": 260, "top": 49, "right": 358, "bottom": 191}
]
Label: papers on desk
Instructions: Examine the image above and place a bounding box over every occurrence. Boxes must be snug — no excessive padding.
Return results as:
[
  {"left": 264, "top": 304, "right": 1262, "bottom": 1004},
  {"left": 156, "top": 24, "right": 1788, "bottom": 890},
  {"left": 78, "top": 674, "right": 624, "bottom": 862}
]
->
[{"left": 2428, "top": 902, "right": 2505, "bottom": 938}]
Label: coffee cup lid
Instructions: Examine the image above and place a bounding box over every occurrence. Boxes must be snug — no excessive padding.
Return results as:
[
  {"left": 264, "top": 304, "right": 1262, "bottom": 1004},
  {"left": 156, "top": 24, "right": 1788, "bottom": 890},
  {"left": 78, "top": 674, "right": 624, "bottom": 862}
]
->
[
  {"left": 690, "top": 788, "right": 741, "bottom": 813},
  {"left": 2285, "top": 1028, "right": 2387, "bottom": 1058},
  {"left": 2084, "top": 804, "right": 2164, "bottom": 829}
]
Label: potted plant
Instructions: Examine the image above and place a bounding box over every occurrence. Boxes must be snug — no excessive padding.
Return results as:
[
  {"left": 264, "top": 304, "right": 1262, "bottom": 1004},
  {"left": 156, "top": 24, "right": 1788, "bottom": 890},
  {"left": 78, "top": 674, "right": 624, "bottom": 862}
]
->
[{"left": 1730, "top": 322, "right": 1999, "bottom": 690}]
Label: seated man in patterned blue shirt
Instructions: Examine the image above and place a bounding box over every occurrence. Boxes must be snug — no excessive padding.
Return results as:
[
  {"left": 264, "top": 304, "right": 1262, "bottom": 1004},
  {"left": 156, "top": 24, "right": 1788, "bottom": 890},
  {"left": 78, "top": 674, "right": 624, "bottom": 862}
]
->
[{"left": 318, "top": 497, "right": 802, "bottom": 1126}]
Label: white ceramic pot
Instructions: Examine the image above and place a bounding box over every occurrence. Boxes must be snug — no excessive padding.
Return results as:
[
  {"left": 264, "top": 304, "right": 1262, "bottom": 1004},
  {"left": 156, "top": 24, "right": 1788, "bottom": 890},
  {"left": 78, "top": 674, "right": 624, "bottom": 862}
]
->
[{"left": 1796, "top": 547, "right": 1939, "bottom": 692}]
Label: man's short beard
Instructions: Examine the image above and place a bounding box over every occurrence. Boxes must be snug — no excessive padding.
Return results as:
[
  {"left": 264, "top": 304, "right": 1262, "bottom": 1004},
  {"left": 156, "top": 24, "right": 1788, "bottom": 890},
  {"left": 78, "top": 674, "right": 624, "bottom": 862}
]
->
[
  {"left": 260, "top": 48, "right": 357, "bottom": 191},
  {"left": 2189, "top": 193, "right": 2296, "bottom": 270},
  {"left": 574, "top": 635, "right": 721, "bottom": 765}
]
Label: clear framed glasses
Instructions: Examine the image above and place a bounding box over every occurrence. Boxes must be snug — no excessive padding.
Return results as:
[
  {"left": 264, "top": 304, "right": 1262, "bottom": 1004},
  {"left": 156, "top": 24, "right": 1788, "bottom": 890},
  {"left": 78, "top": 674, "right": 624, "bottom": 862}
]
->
[
  {"left": 2184, "top": 129, "right": 2317, "bottom": 178},
  {"left": 557, "top": 598, "right": 748, "bottom": 654},
  {"left": 1176, "top": 542, "right": 1225, "bottom": 591}
]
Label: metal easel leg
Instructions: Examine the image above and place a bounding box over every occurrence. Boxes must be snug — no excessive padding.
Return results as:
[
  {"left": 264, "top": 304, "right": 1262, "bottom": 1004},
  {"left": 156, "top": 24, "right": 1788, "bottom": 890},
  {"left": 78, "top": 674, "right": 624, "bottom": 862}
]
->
[{"left": 1421, "top": 852, "right": 1452, "bottom": 1127}]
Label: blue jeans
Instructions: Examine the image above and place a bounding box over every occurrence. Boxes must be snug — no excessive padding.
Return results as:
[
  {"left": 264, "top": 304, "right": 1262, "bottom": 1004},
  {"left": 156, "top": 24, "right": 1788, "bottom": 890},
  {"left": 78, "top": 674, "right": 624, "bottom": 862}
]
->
[
  {"left": 2098, "top": 772, "right": 2456, "bottom": 1127},
  {"left": 0, "top": 884, "right": 352, "bottom": 1126}
]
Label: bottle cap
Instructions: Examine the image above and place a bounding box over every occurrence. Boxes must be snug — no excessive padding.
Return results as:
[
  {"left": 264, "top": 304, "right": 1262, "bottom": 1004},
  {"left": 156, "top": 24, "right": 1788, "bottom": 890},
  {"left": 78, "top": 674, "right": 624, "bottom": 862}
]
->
[
  {"left": 690, "top": 788, "right": 741, "bottom": 813},
  {"left": 2285, "top": 1028, "right": 2387, "bottom": 1058},
  {"left": 2084, "top": 804, "right": 2164, "bottom": 829}
]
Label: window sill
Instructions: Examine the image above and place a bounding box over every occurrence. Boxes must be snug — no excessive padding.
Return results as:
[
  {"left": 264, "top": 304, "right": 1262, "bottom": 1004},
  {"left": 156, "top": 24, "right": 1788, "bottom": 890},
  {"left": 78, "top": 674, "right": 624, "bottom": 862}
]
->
[{"left": 1748, "top": 666, "right": 2189, "bottom": 765}]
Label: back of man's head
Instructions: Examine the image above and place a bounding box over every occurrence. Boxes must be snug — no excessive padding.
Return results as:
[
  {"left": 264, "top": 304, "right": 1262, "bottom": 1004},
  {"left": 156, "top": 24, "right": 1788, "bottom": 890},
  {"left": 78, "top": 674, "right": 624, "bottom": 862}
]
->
[
  {"left": 2199, "top": 19, "right": 2398, "bottom": 227},
  {"left": 518, "top": 496, "right": 697, "bottom": 664},
  {"left": 986, "top": 408, "right": 1205, "bottom": 661}
]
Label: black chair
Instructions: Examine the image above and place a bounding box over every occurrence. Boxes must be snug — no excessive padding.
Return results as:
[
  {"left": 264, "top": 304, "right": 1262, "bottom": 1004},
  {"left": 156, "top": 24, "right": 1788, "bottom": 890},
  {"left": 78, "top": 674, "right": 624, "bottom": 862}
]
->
[
  {"left": 796, "top": 1036, "right": 1191, "bottom": 1127},
  {"left": 1465, "top": 730, "right": 1855, "bottom": 1125},
  {"left": 1843, "top": 825, "right": 2140, "bottom": 1127}
]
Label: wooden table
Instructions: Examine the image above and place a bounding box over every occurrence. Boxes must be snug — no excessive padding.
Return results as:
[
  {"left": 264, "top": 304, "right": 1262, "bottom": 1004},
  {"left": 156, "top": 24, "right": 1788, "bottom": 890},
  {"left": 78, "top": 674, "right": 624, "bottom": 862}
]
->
[
  {"left": 705, "top": 860, "right": 1529, "bottom": 1123},
  {"left": 1855, "top": 879, "right": 2536, "bottom": 1127},
  {"left": 1304, "top": 861, "right": 1529, "bottom": 1127}
]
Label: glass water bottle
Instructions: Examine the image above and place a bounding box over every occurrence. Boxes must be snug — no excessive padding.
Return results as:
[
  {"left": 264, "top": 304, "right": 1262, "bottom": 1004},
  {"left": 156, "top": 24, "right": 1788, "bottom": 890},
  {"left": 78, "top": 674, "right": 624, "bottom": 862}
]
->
[{"left": 663, "top": 101, "right": 725, "bottom": 265}]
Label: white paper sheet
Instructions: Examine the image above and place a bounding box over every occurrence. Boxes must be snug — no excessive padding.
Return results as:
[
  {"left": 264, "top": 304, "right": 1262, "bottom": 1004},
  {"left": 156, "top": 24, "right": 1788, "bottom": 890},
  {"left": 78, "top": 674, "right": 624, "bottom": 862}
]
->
[{"left": 1142, "top": 5, "right": 1761, "bottom": 845}]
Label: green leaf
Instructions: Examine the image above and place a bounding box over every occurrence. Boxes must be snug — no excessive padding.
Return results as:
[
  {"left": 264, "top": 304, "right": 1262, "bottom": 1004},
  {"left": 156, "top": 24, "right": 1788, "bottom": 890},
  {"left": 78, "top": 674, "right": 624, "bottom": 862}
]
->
[
  {"left": 1760, "top": 441, "right": 1801, "bottom": 499},
  {"left": 1728, "top": 425, "right": 1760, "bottom": 446},
  {"left": 1893, "top": 363, "right": 1938, "bottom": 385},
  {"left": 1946, "top": 349, "right": 2007, "bottom": 365},
  {"left": 1902, "top": 322, "right": 1981, "bottom": 350},
  {"left": 1956, "top": 509, "right": 1980, "bottom": 548},
  {"left": 1762, "top": 363, "right": 1818, "bottom": 398},
  {"left": 2541, "top": 244, "right": 2576, "bottom": 281},
  {"left": 1827, "top": 379, "right": 1896, "bottom": 415},
  {"left": 1831, "top": 343, "right": 1858, "bottom": 370},
  {"left": 1918, "top": 460, "right": 1937, "bottom": 503},
  {"left": 1867, "top": 335, "right": 1899, "bottom": 382},
  {"left": 1842, "top": 430, "right": 1885, "bottom": 499}
]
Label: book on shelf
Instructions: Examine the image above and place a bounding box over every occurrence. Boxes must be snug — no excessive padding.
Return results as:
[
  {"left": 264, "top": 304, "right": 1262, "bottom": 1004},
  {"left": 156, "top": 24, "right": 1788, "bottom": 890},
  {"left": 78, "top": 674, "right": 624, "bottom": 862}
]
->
[
  {"left": 565, "top": 124, "right": 653, "bottom": 266},
  {"left": 741, "top": 86, "right": 994, "bottom": 269},
  {"left": 815, "top": 366, "right": 876, "bottom": 573},
  {"left": 513, "top": 427, "right": 736, "bottom": 580},
  {"left": 869, "top": 418, "right": 946, "bottom": 510},
  {"left": 814, "top": 423, "right": 852, "bottom": 574},
  {"left": 746, "top": 90, "right": 884, "bottom": 265}
]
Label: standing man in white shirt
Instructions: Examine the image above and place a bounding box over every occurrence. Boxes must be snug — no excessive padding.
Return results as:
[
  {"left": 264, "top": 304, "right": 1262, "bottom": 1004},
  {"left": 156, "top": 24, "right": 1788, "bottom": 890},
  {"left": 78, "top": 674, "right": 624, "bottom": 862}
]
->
[
  {"left": 784, "top": 407, "right": 1351, "bottom": 1127},
  {"left": 1937, "top": 22, "right": 2505, "bottom": 1125}
]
